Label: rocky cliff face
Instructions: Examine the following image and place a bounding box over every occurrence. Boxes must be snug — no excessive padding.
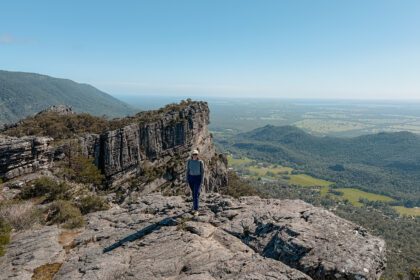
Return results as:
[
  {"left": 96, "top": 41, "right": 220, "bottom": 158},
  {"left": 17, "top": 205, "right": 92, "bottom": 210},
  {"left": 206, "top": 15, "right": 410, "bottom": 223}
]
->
[
  {"left": 0, "top": 193, "right": 386, "bottom": 280},
  {"left": 0, "top": 101, "right": 228, "bottom": 194},
  {"left": 80, "top": 101, "right": 227, "bottom": 193},
  {"left": 0, "top": 135, "right": 53, "bottom": 180}
]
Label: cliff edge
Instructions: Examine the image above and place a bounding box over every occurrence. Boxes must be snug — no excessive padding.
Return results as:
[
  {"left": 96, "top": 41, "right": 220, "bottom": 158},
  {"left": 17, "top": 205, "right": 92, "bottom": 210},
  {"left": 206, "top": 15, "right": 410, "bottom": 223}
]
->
[
  {"left": 0, "top": 193, "right": 386, "bottom": 280},
  {"left": 0, "top": 101, "right": 386, "bottom": 280}
]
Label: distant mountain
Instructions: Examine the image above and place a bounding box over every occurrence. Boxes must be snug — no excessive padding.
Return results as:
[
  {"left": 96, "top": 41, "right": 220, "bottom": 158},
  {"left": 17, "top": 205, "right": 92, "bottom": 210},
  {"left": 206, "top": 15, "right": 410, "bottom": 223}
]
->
[
  {"left": 0, "top": 70, "right": 138, "bottom": 125},
  {"left": 223, "top": 125, "right": 420, "bottom": 206},
  {"left": 237, "top": 125, "right": 420, "bottom": 168}
]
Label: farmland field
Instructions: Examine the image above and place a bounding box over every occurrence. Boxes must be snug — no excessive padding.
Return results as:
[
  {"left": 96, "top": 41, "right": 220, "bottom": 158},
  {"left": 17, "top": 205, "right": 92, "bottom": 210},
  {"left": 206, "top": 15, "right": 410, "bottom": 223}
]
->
[
  {"left": 393, "top": 206, "right": 420, "bottom": 217},
  {"left": 333, "top": 188, "right": 395, "bottom": 207},
  {"left": 288, "top": 174, "right": 332, "bottom": 187}
]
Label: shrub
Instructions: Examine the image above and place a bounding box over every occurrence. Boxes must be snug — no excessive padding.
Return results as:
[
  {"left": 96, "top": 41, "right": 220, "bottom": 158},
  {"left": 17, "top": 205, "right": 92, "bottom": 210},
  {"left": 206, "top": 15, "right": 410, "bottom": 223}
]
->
[
  {"left": 77, "top": 195, "right": 109, "bottom": 215},
  {"left": 0, "top": 217, "right": 11, "bottom": 256},
  {"left": 141, "top": 165, "right": 165, "bottom": 182},
  {"left": 222, "top": 171, "right": 262, "bottom": 198},
  {"left": 20, "top": 177, "right": 71, "bottom": 202},
  {"left": 47, "top": 200, "right": 84, "bottom": 229},
  {"left": 64, "top": 155, "right": 104, "bottom": 186},
  {"left": 0, "top": 200, "right": 43, "bottom": 231}
]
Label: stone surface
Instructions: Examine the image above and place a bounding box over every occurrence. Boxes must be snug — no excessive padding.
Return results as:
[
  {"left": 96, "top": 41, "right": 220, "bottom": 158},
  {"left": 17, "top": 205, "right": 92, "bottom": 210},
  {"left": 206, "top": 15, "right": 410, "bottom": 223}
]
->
[
  {"left": 80, "top": 101, "right": 227, "bottom": 193},
  {"left": 44, "top": 193, "right": 385, "bottom": 280},
  {"left": 0, "top": 101, "right": 227, "bottom": 194},
  {"left": 36, "top": 105, "right": 76, "bottom": 116},
  {"left": 0, "top": 135, "right": 53, "bottom": 180},
  {"left": 0, "top": 226, "right": 65, "bottom": 280}
]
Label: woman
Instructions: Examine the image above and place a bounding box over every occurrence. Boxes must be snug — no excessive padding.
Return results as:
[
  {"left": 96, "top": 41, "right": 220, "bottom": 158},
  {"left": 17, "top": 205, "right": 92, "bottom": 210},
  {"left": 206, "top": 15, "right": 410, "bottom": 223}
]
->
[{"left": 186, "top": 149, "right": 205, "bottom": 215}]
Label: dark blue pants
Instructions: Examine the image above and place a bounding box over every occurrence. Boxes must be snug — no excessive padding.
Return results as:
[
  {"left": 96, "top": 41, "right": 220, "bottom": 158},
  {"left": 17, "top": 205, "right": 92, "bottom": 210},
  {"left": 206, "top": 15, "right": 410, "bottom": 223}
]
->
[{"left": 188, "top": 175, "right": 202, "bottom": 210}]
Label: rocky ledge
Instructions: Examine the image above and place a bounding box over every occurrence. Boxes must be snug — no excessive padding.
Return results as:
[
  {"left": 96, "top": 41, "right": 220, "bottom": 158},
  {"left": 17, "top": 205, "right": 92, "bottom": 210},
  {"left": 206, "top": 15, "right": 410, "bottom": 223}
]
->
[
  {"left": 0, "top": 135, "right": 53, "bottom": 180},
  {"left": 0, "top": 194, "right": 386, "bottom": 280}
]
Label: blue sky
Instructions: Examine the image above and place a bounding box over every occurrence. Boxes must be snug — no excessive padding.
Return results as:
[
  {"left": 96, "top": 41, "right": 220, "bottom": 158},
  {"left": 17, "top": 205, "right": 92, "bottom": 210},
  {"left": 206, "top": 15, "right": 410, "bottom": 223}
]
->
[{"left": 1, "top": 0, "right": 420, "bottom": 99}]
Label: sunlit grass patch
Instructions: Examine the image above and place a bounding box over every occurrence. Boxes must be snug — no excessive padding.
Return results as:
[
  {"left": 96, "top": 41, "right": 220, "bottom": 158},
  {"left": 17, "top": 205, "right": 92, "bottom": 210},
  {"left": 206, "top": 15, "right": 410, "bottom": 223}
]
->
[
  {"left": 227, "top": 155, "right": 253, "bottom": 166},
  {"left": 335, "top": 188, "right": 394, "bottom": 207},
  {"left": 288, "top": 174, "right": 333, "bottom": 187},
  {"left": 393, "top": 206, "right": 420, "bottom": 217},
  {"left": 247, "top": 165, "right": 293, "bottom": 176}
]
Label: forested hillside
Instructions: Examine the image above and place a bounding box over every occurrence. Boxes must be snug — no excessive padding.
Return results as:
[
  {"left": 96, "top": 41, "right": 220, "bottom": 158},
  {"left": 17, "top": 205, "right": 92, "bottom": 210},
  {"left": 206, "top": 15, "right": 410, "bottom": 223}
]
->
[
  {"left": 220, "top": 125, "right": 420, "bottom": 207},
  {"left": 0, "top": 70, "right": 137, "bottom": 125}
]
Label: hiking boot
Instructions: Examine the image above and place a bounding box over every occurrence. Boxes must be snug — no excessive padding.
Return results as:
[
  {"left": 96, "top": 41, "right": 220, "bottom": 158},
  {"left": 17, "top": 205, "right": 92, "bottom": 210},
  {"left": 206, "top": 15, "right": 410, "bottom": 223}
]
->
[{"left": 193, "top": 210, "right": 199, "bottom": 216}]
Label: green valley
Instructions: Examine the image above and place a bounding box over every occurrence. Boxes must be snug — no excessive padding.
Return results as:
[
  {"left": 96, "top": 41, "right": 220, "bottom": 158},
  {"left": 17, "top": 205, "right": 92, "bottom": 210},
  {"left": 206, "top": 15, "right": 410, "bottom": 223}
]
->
[{"left": 226, "top": 155, "right": 416, "bottom": 213}]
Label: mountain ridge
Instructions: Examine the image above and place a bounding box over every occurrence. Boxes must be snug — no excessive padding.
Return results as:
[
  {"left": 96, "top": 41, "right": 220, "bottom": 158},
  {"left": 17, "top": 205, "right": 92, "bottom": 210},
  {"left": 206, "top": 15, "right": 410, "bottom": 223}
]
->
[
  {"left": 225, "top": 125, "right": 420, "bottom": 206},
  {"left": 0, "top": 70, "right": 137, "bottom": 125}
]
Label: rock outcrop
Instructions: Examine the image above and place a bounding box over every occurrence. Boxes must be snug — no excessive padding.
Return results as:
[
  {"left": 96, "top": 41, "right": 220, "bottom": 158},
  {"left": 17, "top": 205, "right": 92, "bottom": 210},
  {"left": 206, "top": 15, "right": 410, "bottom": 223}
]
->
[
  {"left": 36, "top": 104, "right": 76, "bottom": 116},
  {"left": 0, "top": 135, "right": 53, "bottom": 180},
  {"left": 80, "top": 101, "right": 227, "bottom": 193},
  {"left": 0, "top": 193, "right": 386, "bottom": 280},
  {"left": 0, "top": 101, "right": 228, "bottom": 193}
]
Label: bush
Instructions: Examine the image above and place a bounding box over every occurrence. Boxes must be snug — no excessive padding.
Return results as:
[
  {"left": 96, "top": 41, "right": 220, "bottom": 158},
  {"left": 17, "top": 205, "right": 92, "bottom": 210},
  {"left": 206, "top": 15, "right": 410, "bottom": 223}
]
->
[
  {"left": 20, "top": 177, "right": 71, "bottom": 202},
  {"left": 0, "top": 217, "right": 11, "bottom": 256},
  {"left": 47, "top": 200, "right": 84, "bottom": 229},
  {"left": 222, "top": 171, "right": 263, "bottom": 198},
  {"left": 141, "top": 165, "right": 165, "bottom": 182},
  {"left": 0, "top": 200, "right": 43, "bottom": 231},
  {"left": 77, "top": 195, "right": 109, "bottom": 215},
  {"left": 64, "top": 155, "right": 104, "bottom": 186}
]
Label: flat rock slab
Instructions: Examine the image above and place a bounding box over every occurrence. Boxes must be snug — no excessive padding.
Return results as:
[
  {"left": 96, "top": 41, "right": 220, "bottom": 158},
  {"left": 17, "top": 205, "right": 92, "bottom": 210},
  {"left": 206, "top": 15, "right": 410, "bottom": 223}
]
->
[
  {"left": 0, "top": 194, "right": 386, "bottom": 280},
  {"left": 0, "top": 226, "right": 65, "bottom": 280},
  {"left": 52, "top": 193, "right": 385, "bottom": 280}
]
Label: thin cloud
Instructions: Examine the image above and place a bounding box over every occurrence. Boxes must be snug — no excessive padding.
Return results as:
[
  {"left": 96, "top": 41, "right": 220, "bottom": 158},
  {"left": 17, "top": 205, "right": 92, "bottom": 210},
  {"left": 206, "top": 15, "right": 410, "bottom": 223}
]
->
[
  {"left": 0, "top": 34, "right": 15, "bottom": 44},
  {"left": 0, "top": 33, "right": 34, "bottom": 45},
  {"left": 93, "top": 81, "right": 280, "bottom": 96}
]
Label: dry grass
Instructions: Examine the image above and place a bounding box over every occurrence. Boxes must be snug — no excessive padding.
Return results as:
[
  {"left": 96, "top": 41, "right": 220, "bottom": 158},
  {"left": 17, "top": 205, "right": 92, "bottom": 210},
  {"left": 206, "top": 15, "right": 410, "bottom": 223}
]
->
[
  {"left": 58, "top": 230, "right": 81, "bottom": 253},
  {"left": 32, "top": 263, "right": 62, "bottom": 280},
  {"left": 0, "top": 200, "right": 43, "bottom": 230},
  {"left": 0, "top": 218, "right": 11, "bottom": 256}
]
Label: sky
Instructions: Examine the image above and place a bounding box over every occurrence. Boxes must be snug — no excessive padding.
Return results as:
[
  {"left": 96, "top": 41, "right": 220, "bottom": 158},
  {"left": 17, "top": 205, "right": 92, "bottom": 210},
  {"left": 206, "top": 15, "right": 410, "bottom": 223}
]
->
[{"left": 1, "top": 0, "right": 420, "bottom": 100}]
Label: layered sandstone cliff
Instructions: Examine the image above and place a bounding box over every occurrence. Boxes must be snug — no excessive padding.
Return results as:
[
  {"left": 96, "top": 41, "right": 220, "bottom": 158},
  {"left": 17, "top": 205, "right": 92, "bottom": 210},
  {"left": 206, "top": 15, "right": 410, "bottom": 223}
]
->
[
  {"left": 0, "top": 101, "right": 228, "bottom": 194},
  {"left": 78, "top": 101, "right": 227, "bottom": 194},
  {"left": 0, "top": 135, "right": 53, "bottom": 180}
]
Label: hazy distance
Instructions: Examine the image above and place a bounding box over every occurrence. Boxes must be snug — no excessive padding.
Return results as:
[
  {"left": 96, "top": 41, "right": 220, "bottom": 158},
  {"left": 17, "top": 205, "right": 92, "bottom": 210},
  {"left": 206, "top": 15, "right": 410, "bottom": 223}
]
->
[{"left": 1, "top": 0, "right": 420, "bottom": 100}]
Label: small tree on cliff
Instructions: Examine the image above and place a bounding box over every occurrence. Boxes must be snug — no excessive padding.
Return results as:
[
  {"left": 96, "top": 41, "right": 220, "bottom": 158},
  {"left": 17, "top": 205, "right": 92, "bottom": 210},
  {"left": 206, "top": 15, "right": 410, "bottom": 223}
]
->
[
  {"left": 65, "top": 155, "right": 104, "bottom": 186},
  {"left": 60, "top": 140, "right": 104, "bottom": 187}
]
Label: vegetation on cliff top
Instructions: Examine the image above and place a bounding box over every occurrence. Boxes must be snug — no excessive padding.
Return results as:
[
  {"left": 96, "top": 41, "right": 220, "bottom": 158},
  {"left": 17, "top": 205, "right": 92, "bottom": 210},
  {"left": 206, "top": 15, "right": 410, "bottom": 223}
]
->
[{"left": 1, "top": 99, "right": 197, "bottom": 141}]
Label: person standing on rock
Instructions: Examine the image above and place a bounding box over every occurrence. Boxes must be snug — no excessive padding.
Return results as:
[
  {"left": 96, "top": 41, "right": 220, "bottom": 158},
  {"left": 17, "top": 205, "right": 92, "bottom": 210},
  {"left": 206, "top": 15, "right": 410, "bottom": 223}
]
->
[{"left": 186, "top": 149, "right": 205, "bottom": 215}]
